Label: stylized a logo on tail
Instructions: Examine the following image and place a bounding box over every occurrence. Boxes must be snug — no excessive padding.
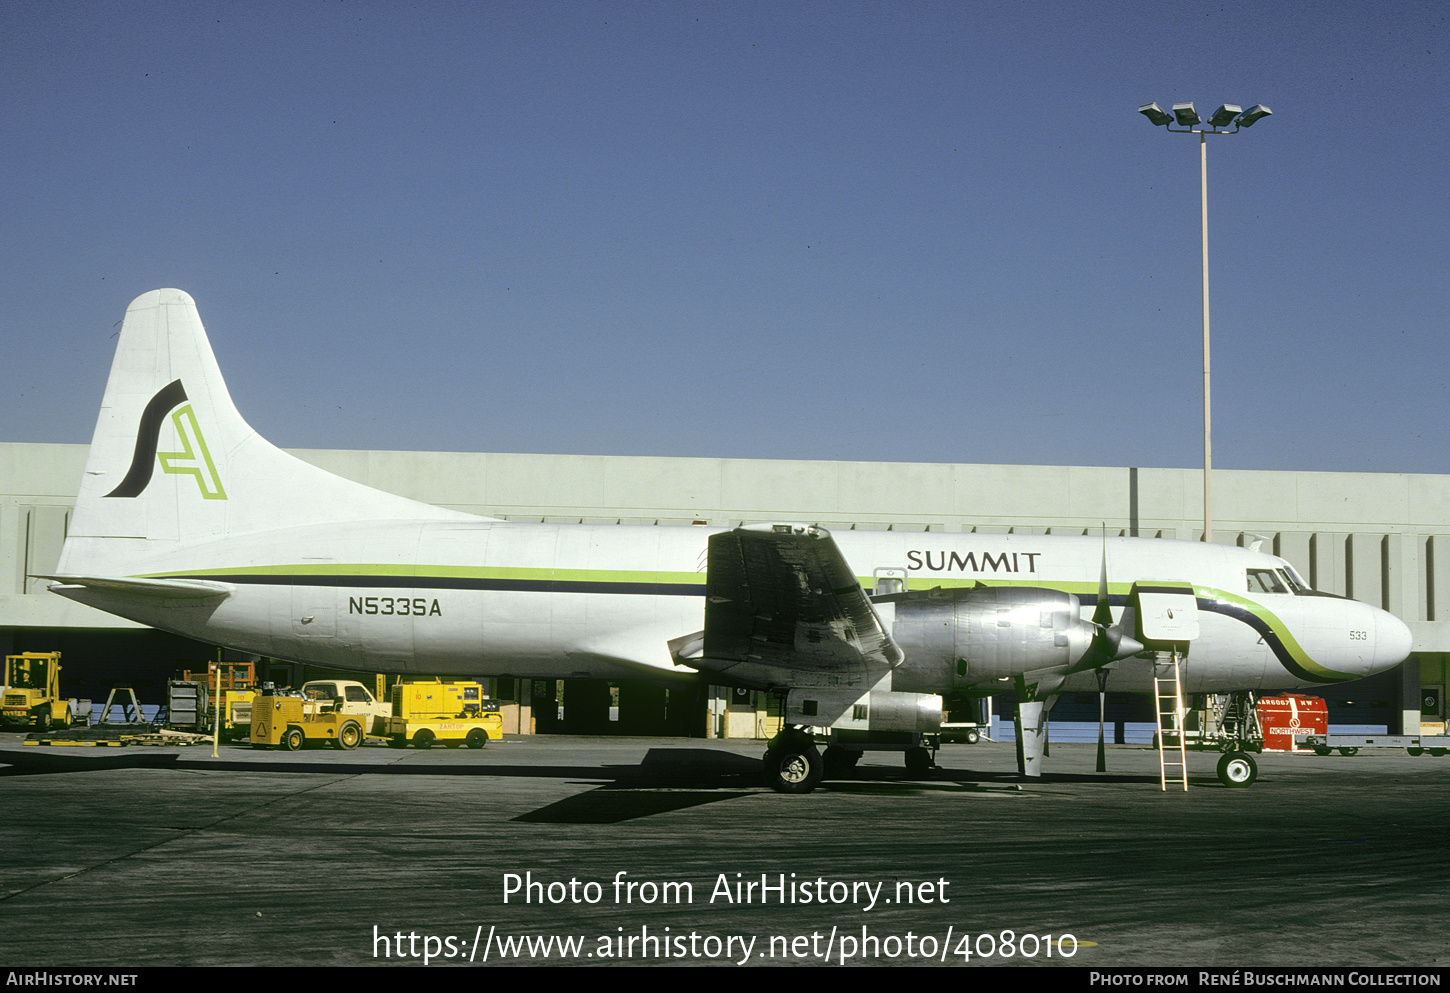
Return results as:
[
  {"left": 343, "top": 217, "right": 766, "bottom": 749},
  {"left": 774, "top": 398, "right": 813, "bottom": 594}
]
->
[
  {"left": 158, "top": 404, "right": 226, "bottom": 499},
  {"left": 104, "top": 379, "right": 227, "bottom": 500}
]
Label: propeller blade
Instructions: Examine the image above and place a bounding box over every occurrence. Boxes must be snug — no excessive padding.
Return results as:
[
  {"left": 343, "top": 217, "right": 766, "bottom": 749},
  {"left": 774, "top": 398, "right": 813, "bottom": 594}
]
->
[
  {"left": 1066, "top": 535, "right": 1145, "bottom": 672},
  {"left": 1096, "top": 689, "right": 1107, "bottom": 773},
  {"left": 1093, "top": 530, "right": 1114, "bottom": 628}
]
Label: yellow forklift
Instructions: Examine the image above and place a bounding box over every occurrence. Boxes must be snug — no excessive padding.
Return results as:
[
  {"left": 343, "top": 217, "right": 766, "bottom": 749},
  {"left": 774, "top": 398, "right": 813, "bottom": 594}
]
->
[{"left": 2, "top": 652, "right": 79, "bottom": 730}]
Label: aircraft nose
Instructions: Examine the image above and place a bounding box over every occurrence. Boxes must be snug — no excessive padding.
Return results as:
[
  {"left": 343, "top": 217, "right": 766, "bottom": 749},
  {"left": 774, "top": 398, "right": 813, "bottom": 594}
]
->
[{"left": 1372, "top": 607, "right": 1413, "bottom": 674}]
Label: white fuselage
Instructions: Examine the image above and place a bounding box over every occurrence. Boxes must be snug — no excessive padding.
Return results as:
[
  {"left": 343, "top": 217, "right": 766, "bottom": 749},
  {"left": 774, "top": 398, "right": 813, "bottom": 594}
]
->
[{"left": 56, "top": 521, "right": 1411, "bottom": 695}]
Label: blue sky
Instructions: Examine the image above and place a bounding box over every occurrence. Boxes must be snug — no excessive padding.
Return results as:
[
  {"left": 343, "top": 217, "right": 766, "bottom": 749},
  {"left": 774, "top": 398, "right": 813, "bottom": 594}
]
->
[{"left": 3, "top": 0, "right": 1446, "bottom": 474}]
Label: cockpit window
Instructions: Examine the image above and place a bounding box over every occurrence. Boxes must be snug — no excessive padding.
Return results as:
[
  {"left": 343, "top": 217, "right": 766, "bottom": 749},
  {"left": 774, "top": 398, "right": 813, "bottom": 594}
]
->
[
  {"left": 1247, "top": 569, "right": 1288, "bottom": 594},
  {"left": 1277, "top": 569, "right": 1307, "bottom": 594}
]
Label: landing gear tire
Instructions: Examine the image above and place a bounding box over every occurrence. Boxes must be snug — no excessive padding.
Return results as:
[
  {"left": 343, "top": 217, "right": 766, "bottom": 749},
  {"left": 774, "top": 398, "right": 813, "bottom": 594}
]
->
[
  {"left": 904, "top": 746, "right": 934, "bottom": 776},
  {"left": 765, "top": 746, "right": 824, "bottom": 794},
  {"left": 1217, "top": 751, "right": 1257, "bottom": 788},
  {"left": 282, "top": 727, "right": 305, "bottom": 752},
  {"left": 465, "top": 728, "right": 488, "bottom": 749}
]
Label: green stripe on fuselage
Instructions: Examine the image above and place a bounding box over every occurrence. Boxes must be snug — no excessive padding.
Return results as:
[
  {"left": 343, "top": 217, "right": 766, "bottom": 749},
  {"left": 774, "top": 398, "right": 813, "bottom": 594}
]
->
[{"left": 143, "top": 563, "right": 708, "bottom": 586}]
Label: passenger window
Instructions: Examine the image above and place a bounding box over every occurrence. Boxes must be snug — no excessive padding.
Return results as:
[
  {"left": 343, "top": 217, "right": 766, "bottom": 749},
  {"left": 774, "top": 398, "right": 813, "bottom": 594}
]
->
[{"left": 345, "top": 686, "right": 372, "bottom": 703}]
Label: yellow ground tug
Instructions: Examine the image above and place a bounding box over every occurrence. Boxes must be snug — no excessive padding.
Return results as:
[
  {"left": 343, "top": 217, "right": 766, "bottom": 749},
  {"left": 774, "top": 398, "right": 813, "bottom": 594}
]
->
[
  {"left": 385, "top": 680, "right": 501, "bottom": 748},
  {"left": 250, "top": 690, "right": 365, "bottom": 750},
  {"left": 2, "top": 652, "right": 80, "bottom": 730}
]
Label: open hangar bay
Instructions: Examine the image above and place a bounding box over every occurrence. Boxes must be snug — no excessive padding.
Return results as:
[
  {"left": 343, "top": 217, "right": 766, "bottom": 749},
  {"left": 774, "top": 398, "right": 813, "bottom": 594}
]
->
[{"left": 0, "top": 734, "right": 1446, "bottom": 968}]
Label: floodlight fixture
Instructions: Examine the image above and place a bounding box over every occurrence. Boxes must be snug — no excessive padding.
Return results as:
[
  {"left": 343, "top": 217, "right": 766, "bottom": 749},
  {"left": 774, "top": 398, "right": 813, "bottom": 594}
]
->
[
  {"left": 1236, "top": 104, "right": 1272, "bottom": 127},
  {"left": 1207, "top": 104, "right": 1241, "bottom": 128},
  {"left": 1139, "top": 102, "right": 1173, "bottom": 127},
  {"left": 1172, "top": 102, "right": 1200, "bottom": 127}
]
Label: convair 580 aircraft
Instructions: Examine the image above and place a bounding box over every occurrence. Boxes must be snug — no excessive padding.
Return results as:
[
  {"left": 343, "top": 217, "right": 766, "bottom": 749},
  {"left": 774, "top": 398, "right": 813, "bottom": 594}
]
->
[{"left": 48, "top": 291, "right": 1412, "bottom": 791}]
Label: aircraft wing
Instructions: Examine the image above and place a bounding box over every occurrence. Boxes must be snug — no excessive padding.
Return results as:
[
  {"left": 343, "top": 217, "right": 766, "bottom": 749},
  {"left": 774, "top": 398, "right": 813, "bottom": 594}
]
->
[{"left": 684, "top": 524, "right": 903, "bottom": 687}]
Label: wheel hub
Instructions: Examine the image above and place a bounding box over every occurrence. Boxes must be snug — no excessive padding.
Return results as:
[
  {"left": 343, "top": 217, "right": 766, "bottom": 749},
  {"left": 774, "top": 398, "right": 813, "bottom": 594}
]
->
[{"left": 779, "top": 754, "right": 810, "bottom": 784}]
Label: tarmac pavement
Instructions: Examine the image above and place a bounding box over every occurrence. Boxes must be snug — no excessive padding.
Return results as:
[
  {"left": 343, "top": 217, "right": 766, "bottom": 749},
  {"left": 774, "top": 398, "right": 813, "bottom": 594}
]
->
[{"left": 1, "top": 732, "right": 1447, "bottom": 968}]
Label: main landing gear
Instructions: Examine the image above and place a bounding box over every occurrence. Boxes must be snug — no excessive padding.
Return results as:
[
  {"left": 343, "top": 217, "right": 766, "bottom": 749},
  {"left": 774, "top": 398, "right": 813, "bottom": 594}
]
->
[
  {"left": 761, "top": 728, "right": 939, "bottom": 793},
  {"left": 762, "top": 728, "right": 824, "bottom": 794}
]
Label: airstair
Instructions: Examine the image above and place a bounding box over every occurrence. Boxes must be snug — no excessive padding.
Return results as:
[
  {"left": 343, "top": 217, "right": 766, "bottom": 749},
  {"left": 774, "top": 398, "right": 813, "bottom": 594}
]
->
[{"left": 1152, "top": 651, "right": 1189, "bottom": 791}]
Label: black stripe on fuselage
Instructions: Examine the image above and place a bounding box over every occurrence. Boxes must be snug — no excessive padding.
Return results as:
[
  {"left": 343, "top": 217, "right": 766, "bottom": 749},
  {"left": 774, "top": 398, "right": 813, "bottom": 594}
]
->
[
  {"left": 162, "top": 573, "right": 708, "bottom": 597},
  {"left": 1079, "top": 592, "right": 1341, "bottom": 685}
]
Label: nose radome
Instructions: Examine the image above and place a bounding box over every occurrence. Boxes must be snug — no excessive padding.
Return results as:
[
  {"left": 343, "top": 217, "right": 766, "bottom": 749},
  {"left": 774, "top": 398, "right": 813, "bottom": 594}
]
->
[{"left": 1374, "top": 608, "right": 1413, "bottom": 673}]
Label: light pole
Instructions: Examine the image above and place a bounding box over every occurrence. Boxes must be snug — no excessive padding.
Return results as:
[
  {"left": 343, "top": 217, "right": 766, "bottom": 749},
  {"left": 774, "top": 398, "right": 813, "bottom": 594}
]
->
[{"left": 1138, "top": 101, "right": 1271, "bottom": 543}]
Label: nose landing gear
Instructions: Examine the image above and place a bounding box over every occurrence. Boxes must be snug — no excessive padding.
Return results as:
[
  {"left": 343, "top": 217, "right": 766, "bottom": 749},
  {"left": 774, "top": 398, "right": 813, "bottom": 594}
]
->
[{"left": 1216, "top": 750, "right": 1258, "bottom": 788}]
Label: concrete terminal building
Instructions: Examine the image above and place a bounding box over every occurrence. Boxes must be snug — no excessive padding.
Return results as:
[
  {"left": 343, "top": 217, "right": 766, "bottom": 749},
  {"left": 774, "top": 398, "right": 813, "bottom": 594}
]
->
[{"left": 3, "top": 441, "right": 1446, "bottom": 737}]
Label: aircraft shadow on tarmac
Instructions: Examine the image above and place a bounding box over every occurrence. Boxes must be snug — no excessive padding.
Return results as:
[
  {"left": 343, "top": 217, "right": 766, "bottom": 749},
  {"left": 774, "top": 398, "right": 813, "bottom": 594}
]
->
[{"left": 0, "top": 744, "right": 1191, "bottom": 824}]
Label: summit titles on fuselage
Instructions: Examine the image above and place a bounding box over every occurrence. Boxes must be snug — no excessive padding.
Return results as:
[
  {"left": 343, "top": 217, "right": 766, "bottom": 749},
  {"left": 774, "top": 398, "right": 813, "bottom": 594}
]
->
[{"left": 904, "top": 550, "right": 1042, "bottom": 574}]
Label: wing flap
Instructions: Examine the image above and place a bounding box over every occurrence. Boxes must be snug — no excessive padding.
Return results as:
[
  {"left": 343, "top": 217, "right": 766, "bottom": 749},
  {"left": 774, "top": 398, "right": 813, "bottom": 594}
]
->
[{"left": 695, "top": 524, "right": 902, "bottom": 685}]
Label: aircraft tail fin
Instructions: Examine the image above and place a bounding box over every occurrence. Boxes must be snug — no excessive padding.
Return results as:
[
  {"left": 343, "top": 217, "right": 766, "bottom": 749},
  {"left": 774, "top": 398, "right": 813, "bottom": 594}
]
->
[{"left": 59, "top": 289, "right": 469, "bottom": 577}]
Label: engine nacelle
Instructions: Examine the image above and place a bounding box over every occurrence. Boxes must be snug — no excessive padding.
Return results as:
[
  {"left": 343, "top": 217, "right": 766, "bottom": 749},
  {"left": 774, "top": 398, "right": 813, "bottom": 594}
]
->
[
  {"left": 783, "top": 687, "right": 943, "bottom": 734},
  {"left": 889, "top": 586, "right": 1095, "bottom": 693}
]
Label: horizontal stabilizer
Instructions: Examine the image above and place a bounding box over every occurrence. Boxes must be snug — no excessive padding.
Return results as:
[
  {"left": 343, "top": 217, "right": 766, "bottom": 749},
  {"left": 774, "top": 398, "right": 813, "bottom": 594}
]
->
[{"left": 41, "top": 575, "right": 234, "bottom": 599}]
